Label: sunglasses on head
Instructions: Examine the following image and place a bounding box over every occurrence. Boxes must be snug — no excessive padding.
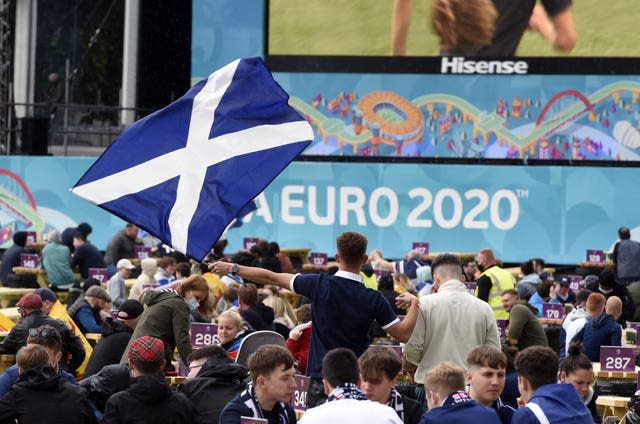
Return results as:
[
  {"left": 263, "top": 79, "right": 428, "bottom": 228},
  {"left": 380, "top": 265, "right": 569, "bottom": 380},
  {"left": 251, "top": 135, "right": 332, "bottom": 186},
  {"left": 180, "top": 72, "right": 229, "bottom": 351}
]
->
[{"left": 28, "top": 327, "right": 56, "bottom": 339}]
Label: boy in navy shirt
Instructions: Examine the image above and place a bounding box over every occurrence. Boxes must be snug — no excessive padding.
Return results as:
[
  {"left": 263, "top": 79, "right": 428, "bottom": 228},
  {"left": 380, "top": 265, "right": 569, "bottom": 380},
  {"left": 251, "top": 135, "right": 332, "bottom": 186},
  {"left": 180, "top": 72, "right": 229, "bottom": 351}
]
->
[{"left": 210, "top": 231, "right": 420, "bottom": 407}]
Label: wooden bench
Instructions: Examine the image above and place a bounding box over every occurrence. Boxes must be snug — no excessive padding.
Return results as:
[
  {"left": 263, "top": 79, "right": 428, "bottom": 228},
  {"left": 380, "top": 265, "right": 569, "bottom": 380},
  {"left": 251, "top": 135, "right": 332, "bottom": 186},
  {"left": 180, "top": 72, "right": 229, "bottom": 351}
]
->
[
  {"left": 0, "top": 288, "right": 35, "bottom": 308},
  {"left": 597, "top": 395, "right": 630, "bottom": 421}
]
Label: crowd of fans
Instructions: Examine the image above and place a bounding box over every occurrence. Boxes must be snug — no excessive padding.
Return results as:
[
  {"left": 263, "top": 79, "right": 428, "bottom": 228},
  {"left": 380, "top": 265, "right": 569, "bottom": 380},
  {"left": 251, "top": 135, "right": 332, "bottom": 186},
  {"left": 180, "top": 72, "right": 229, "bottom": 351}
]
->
[{"left": 0, "top": 224, "right": 639, "bottom": 423}]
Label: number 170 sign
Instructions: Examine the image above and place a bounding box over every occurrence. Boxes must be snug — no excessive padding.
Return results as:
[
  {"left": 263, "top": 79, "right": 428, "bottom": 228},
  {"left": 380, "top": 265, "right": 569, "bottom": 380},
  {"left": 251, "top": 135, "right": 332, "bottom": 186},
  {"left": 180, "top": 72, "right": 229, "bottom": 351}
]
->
[{"left": 600, "top": 346, "right": 636, "bottom": 372}]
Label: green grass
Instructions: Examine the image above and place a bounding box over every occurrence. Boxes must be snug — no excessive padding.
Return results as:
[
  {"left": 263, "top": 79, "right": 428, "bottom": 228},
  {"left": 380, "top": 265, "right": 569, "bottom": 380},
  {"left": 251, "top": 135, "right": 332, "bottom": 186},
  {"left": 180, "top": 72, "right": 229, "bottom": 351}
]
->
[{"left": 268, "top": 0, "right": 639, "bottom": 57}]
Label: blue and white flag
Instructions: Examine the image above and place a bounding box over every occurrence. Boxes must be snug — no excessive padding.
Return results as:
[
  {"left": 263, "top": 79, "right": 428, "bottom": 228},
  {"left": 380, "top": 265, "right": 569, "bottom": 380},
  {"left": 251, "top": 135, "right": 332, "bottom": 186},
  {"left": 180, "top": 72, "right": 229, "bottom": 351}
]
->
[{"left": 71, "top": 57, "right": 313, "bottom": 261}]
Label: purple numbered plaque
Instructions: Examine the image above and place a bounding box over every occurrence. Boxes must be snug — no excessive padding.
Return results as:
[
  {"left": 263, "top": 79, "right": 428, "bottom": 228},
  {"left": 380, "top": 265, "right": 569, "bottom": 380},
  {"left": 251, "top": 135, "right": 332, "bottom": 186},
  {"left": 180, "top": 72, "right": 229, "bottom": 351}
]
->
[
  {"left": 190, "top": 322, "right": 218, "bottom": 348},
  {"left": 412, "top": 242, "right": 429, "bottom": 256},
  {"left": 569, "top": 275, "right": 582, "bottom": 292},
  {"left": 542, "top": 303, "right": 565, "bottom": 320},
  {"left": 629, "top": 322, "right": 640, "bottom": 334},
  {"left": 243, "top": 237, "right": 259, "bottom": 250},
  {"left": 25, "top": 231, "right": 37, "bottom": 244},
  {"left": 465, "top": 281, "right": 477, "bottom": 294},
  {"left": 496, "top": 320, "right": 508, "bottom": 340},
  {"left": 177, "top": 360, "right": 188, "bottom": 377},
  {"left": 88, "top": 268, "right": 109, "bottom": 284},
  {"left": 309, "top": 252, "right": 328, "bottom": 266},
  {"left": 134, "top": 246, "right": 151, "bottom": 260},
  {"left": 19, "top": 253, "right": 39, "bottom": 269},
  {"left": 291, "top": 374, "right": 311, "bottom": 412},
  {"left": 240, "top": 418, "right": 267, "bottom": 424},
  {"left": 586, "top": 249, "right": 605, "bottom": 263},
  {"left": 600, "top": 346, "right": 636, "bottom": 372}
]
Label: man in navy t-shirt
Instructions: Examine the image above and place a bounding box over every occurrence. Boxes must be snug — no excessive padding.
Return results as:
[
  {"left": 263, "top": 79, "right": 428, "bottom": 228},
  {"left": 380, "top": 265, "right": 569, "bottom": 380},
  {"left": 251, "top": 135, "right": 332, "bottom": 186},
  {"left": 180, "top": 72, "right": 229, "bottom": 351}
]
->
[{"left": 211, "top": 231, "right": 420, "bottom": 407}]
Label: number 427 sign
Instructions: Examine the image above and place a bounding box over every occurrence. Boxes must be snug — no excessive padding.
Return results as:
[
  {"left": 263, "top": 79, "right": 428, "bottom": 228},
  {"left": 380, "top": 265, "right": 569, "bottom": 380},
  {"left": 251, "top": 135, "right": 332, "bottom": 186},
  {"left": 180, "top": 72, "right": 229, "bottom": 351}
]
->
[{"left": 600, "top": 346, "right": 636, "bottom": 372}]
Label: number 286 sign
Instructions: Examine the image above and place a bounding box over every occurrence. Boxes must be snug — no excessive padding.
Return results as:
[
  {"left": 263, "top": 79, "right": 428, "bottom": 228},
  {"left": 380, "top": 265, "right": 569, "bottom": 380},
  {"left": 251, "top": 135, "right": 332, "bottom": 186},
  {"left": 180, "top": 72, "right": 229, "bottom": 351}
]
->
[
  {"left": 600, "top": 346, "right": 636, "bottom": 372},
  {"left": 190, "top": 323, "right": 218, "bottom": 348}
]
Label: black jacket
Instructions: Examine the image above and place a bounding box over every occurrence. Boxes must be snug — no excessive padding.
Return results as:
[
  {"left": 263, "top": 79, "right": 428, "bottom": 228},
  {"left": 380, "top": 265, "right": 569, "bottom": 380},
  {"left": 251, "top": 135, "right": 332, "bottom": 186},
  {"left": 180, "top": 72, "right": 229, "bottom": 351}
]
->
[
  {"left": 402, "top": 394, "right": 425, "bottom": 424},
  {"left": 103, "top": 374, "right": 200, "bottom": 424},
  {"left": 241, "top": 303, "right": 275, "bottom": 331},
  {"left": 83, "top": 318, "right": 133, "bottom": 378},
  {"left": 79, "top": 363, "right": 131, "bottom": 413},
  {"left": 0, "top": 310, "right": 85, "bottom": 374},
  {"left": 178, "top": 351, "right": 248, "bottom": 423},
  {"left": 586, "top": 280, "right": 636, "bottom": 325},
  {"left": 0, "top": 366, "right": 96, "bottom": 424}
]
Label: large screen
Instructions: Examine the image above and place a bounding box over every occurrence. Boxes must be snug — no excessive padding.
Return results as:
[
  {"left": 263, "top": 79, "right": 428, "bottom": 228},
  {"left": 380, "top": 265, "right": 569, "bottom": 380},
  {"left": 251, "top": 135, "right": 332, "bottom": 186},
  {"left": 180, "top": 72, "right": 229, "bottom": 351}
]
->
[{"left": 268, "top": 0, "right": 637, "bottom": 57}]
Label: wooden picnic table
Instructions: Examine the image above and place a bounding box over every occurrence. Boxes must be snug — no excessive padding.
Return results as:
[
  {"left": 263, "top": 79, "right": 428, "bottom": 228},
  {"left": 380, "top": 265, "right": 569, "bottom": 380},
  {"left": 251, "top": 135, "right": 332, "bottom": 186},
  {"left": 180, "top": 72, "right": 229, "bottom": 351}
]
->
[
  {"left": 421, "top": 252, "right": 476, "bottom": 262},
  {"left": 11, "top": 267, "right": 49, "bottom": 289},
  {"left": 0, "top": 307, "right": 20, "bottom": 322},
  {"left": 579, "top": 261, "right": 615, "bottom": 270},
  {"left": 592, "top": 361, "right": 639, "bottom": 380},
  {"left": 596, "top": 395, "right": 630, "bottom": 421},
  {"left": 281, "top": 248, "right": 311, "bottom": 267},
  {"left": 0, "top": 287, "right": 35, "bottom": 308},
  {"left": 302, "top": 261, "right": 339, "bottom": 272}
]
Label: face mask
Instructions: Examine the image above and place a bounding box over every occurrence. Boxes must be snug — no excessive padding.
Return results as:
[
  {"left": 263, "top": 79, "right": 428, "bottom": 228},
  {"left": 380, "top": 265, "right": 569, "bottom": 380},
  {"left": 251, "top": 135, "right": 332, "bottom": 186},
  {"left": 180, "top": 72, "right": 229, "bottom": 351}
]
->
[
  {"left": 599, "top": 287, "right": 613, "bottom": 295},
  {"left": 186, "top": 297, "right": 199, "bottom": 312}
]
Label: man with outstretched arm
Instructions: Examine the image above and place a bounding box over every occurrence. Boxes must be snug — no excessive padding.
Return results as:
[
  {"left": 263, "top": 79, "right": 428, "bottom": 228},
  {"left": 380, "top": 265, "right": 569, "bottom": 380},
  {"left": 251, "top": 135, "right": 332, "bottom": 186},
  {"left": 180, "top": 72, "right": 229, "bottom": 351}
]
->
[{"left": 211, "top": 231, "right": 419, "bottom": 408}]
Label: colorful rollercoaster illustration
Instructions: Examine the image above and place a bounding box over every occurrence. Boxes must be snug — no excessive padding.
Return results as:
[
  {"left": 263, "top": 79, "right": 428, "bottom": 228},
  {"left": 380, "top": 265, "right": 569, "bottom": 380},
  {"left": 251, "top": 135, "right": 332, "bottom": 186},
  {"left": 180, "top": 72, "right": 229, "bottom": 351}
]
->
[
  {"left": 291, "top": 81, "right": 640, "bottom": 160},
  {"left": 0, "top": 170, "right": 45, "bottom": 248}
]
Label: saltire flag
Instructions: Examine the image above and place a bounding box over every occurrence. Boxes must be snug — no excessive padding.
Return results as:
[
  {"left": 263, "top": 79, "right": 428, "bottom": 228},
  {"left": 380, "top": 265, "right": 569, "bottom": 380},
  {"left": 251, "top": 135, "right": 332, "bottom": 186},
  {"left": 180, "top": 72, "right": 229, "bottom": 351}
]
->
[{"left": 71, "top": 57, "right": 314, "bottom": 260}]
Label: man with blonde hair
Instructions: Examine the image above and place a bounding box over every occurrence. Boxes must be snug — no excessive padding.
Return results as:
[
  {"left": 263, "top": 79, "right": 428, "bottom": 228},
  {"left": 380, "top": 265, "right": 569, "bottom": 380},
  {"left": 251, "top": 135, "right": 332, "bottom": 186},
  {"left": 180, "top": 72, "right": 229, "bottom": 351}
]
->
[
  {"left": 421, "top": 362, "right": 499, "bottom": 423},
  {"left": 605, "top": 296, "right": 623, "bottom": 321},
  {"left": 0, "top": 344, "right": 96, "bottom": 423}
]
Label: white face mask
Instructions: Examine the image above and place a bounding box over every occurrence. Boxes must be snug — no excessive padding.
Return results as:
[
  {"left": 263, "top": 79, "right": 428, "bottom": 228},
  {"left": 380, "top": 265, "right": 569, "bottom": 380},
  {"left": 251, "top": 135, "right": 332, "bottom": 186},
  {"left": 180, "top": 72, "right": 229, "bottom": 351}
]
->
[
  {"left": 186, "top": 297, "right": 199, "bottom": 311},
  {"left": 599, "top": 287, "right": 613, "bottom": 295}
]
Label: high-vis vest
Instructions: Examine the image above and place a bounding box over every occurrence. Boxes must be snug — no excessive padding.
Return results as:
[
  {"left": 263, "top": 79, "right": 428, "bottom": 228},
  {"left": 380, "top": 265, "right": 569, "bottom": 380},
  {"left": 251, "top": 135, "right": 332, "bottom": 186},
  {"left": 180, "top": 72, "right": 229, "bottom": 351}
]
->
[{"left": 477, "top": 265, "right": 516, "bottom": 320}]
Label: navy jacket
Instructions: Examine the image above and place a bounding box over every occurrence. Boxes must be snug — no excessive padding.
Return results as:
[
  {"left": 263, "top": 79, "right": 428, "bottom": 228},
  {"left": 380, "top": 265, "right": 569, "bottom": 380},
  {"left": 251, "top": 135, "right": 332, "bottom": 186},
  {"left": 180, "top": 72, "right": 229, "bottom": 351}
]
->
[
  {"left": 512, "top": 383, "right": 591, "bottom": 424},
  {"left": 570, "top": 313, "right": 621, "bottom": 362},
  {"left": 420, "top": 391, "right": 500, "bottom": 424}
]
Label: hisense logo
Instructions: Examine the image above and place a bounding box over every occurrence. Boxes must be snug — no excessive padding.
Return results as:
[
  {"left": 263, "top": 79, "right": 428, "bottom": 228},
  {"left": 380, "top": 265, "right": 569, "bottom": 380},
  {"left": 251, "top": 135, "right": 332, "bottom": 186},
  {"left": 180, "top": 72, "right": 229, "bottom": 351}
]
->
[{"left": 441, "top": 57, "right": 528, "bottom": 74}]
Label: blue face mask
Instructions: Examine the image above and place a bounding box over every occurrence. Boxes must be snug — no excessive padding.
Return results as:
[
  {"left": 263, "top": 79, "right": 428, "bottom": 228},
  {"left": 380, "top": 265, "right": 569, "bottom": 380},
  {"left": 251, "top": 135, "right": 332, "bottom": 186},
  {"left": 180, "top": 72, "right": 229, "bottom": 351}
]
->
[{"left": 186, "top": 297, "right": 199, "bottom": 311}]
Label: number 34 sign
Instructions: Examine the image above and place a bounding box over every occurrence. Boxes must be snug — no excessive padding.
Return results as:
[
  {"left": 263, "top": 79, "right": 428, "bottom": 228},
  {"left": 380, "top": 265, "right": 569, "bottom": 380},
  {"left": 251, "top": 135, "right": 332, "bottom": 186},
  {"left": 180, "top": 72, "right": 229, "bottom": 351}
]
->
[{"left": 600, "top": 346, "right": 636, "bottom": 372}]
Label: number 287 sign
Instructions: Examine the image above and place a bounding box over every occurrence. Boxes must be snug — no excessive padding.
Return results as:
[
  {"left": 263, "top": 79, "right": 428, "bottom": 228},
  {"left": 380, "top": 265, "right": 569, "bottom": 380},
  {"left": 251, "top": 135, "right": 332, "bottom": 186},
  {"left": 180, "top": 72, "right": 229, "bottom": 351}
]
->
[{"left": 600, "top": 346, "right": 635, "bottom": 372}]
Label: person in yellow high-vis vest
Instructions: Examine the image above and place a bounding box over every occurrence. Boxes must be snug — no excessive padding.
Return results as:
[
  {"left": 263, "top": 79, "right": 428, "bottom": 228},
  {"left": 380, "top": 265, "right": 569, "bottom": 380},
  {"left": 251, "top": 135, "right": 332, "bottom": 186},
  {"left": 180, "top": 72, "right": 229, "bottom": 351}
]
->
[{"left": 474, "top": 248, "right": 516, "bottom": 320}]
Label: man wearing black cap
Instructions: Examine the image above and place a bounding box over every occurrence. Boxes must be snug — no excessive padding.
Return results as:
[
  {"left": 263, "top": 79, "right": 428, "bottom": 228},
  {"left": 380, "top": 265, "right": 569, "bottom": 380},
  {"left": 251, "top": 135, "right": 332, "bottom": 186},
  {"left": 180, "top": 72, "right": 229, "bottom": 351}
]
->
[
  {"left": 103, "top": 336, "right": 199, "bottom": 424},
  {"left": 554, "top": 277, "right": 577, "bottom": 306},
  {"left": 83, "top": 299, "right": 144, "bottom": 378},
  {"left": 586, "top": 269, "right": 636, "bottom": 325},
  {"left": 34, "top": 288, "right": 86, "bottom": 374}
]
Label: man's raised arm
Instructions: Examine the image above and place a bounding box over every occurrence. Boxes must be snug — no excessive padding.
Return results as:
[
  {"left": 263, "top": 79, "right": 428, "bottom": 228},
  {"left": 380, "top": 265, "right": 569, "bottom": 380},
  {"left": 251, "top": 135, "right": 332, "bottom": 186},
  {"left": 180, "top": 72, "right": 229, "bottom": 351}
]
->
[{"left": 209, "top": 261, "right": 296, "bottom": 291}]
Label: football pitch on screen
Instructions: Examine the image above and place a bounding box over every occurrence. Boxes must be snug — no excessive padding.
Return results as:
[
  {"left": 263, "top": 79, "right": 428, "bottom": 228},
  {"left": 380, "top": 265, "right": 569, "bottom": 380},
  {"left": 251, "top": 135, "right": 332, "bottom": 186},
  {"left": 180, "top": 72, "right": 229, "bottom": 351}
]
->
[{"left": 269, "top": 0, "right": 637, "bottom": 57}]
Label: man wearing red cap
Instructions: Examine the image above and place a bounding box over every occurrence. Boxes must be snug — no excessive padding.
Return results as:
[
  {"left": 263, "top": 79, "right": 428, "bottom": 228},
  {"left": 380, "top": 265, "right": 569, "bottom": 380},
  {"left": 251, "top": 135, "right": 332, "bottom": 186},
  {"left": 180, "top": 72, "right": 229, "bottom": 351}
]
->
[
  {"left": 102, "top": 336, "right": 200, "bottom": 423},
  {"left": 0, "top": 293, "right": 87, "bottom": 375}
]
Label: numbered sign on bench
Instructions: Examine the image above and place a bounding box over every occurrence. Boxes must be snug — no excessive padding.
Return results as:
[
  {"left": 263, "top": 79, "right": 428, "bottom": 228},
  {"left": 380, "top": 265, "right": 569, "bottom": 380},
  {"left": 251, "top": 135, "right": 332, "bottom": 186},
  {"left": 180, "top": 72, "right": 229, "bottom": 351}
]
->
[
  {"left": 465, "top": 281, "right": 477, "bottom": 294},
  {"left": 586, "top": 249, "right": 605, "bottom": 263},
  {"left": 19, "top": 254, "right": 39, "bottom": 269},
  {"left": 568, "top": 275, "right": 582, "bottom": 292},
  {"left": 25, "top": 231, "right": 37, "bottom": 245},
  {"left": 240, "top": 418, "right": 267, "bottom": 424},
  {"left": 496, "top": 320, "right": 507, "bottom": 340},
  {"left": 542, "top": 303, "right": 564, "bottom": 320},
  {"left": 134, "top": 246, "right": 152, "bottom": 260},
  {"left": 243, "top": 237, "right": 259, "bottom": 250},
  {"left": 291, "top": 374, "right": 310, "bottom": 412},
  {"left": 88, "top": 268, "right": 109, "bottom": 284},
  {"left": 309, "top": 252, "right": 328, "bottom": 266},
  {"left": 412, "top": 242, "right": 429, "bottom": 256},
  {"left": 190, "top": 322, "right": 218, "bottom": 348},
  {"left": 600, "top": 346, "right": 636, "bottom": 372}
]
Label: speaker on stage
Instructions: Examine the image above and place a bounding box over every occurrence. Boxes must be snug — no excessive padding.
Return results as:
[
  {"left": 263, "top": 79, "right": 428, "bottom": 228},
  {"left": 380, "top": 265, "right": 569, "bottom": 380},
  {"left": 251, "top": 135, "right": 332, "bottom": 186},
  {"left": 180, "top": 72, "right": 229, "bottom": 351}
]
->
[{"left": 20, "top": 117, "right": 49, "bottom": 155}]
